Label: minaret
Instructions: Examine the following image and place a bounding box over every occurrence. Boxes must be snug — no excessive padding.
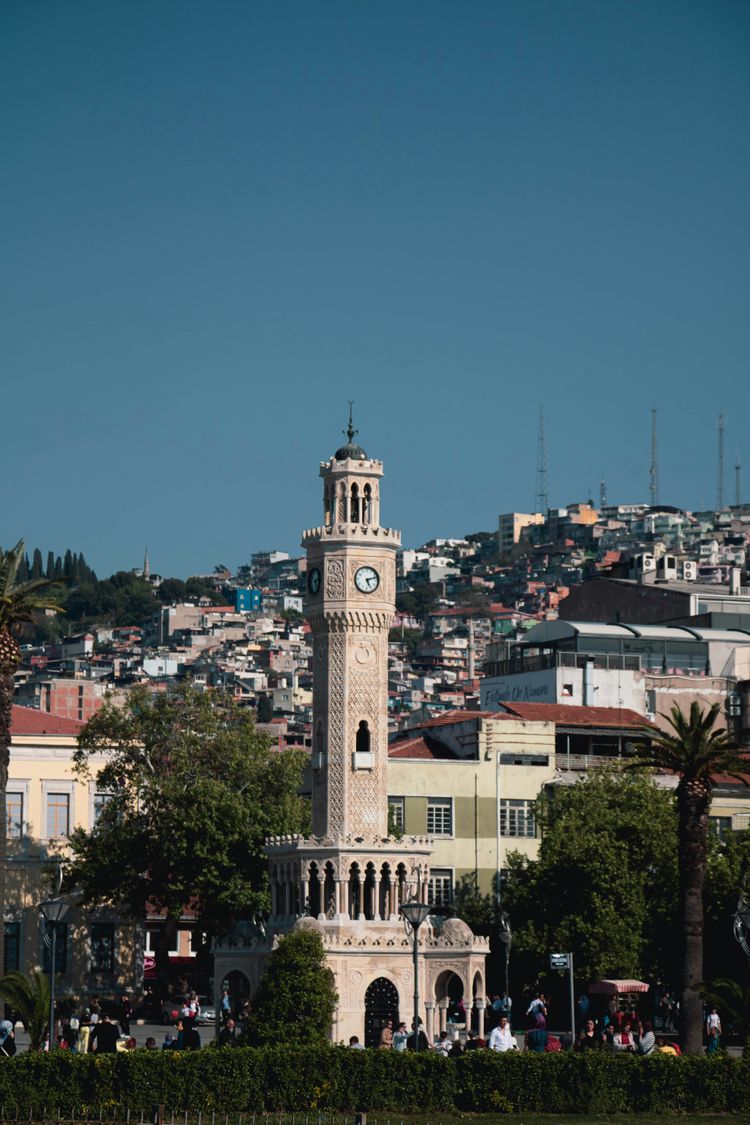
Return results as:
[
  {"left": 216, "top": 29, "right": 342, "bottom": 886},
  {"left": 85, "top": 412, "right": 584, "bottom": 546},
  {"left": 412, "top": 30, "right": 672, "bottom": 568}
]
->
[
  {"left": 143, "top": 547, "right": 151, "bottom": 581},
  {"left": 302, "top": 407, "right": 400, "bottom": 838}
]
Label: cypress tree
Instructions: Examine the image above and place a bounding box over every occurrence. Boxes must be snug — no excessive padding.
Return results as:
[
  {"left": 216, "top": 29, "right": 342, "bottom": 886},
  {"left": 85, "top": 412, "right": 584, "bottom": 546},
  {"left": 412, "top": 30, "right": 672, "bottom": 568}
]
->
[
  {"left": 46, "top": 551, "right": 55, "bottom": 579},
  {"left": 31, "top": 548, "right": 44, "bottom": 579},
  {"left": 63, "top": 549, "right": 74, "bottom": 578}
]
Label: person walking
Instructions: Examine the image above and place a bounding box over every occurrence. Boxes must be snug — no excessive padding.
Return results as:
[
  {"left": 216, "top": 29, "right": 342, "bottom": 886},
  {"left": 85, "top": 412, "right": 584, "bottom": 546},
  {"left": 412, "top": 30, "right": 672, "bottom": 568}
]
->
[
  {"left": 378, "top": 1019, "right": 394, "bottom": 1049},
  {"left": 89, "top": 1014, "right": 119, "bottom": 1054},
  {"left": 488, "top": 1016, "right": 516, "bottom": 1052},
  {"left": 525, "top": 1014, "right": 549, "bottom": 1053},
  {"left": 393, "top": 1021, "right": 409, "bottom": 1051},
  {"left": 119, "top": 993, "right": 132, "bottom": 1036},
  {"left": 575, "top": 1019, "right": 600, "bottom": 1051}
]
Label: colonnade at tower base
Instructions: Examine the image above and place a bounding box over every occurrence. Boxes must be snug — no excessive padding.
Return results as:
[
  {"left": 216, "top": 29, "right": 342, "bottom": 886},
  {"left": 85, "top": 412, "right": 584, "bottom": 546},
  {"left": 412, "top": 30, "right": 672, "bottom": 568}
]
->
[{"left": 213, "top": 912, "right": 490, "bottom": 1047}]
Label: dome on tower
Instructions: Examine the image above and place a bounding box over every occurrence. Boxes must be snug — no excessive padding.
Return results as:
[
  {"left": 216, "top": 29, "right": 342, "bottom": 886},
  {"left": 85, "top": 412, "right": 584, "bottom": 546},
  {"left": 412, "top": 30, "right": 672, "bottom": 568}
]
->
[
  {"left": 334, "top": 405, "right": 367, "bottom": 461},
  {"left": 334, "top": 439, "right": 367, "bottom": 461}
]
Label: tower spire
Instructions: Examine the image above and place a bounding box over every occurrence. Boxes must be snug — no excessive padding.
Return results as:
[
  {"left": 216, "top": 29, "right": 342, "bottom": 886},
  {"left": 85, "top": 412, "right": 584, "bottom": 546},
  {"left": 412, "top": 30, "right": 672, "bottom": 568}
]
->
[
  {"left": 143, "top": 547, "right": 150, "bottom": 581},
  {"left": 345, "top": 399, "right": 357, "bottom": 444}
]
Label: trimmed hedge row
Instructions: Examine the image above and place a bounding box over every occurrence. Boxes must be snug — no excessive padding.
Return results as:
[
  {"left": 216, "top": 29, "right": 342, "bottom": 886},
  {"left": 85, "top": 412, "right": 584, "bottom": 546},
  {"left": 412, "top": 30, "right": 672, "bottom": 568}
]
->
[{"left": 1, "top": 1047, "right": 748, "bottom": 1116}]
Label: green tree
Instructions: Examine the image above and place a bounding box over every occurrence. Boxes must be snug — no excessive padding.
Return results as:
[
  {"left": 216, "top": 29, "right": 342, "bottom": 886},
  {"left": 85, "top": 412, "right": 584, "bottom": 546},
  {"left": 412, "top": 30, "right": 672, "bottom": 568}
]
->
[
  {"left": 244, "top": 926, "right": 337, "bottom": 1046},
  {"left": 502, "top": 769, "right": 678, "bottom": 991},
  {"left": 630, "top": 702, "right": 748, "bottom": 1054},
  {"left": 256, "top": 695, "right": 274, "bottom": 724},
  {"left": 0, "top": 970, "right": 50, "bottom": 1050},
  {"left": 0, "top": 542, "right": 63, "bottom": 974},
  {"left": 66, "top": 685, "right": 309, "bottom": 988},
  {"left": 157, "top": 577, "right": 187, "bottom": 604}
]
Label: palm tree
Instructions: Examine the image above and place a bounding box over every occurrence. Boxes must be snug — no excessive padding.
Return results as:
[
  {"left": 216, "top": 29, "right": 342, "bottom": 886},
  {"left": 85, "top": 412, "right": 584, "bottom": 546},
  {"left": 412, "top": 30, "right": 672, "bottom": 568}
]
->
[
  {"left": 0, "top": 970, "right": 50, "bottom": 1050},
  {"left": 0, "top": 541, "right": 63, "bottom": 975},
  {"left": 631, "top": 701, "right": 748, "bottom": 1054}
]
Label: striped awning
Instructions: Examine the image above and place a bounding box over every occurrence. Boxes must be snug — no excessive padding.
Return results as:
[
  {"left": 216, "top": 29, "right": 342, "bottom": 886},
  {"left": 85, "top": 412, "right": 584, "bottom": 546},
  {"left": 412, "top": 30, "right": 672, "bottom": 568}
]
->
[{"left": 589, "top": 979, "right": 650, "bottom": 995}]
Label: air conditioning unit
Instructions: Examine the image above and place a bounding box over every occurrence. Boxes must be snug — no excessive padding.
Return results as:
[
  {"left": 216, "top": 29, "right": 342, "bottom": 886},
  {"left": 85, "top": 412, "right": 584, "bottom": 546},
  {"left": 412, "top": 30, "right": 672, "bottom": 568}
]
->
[{"left": 681, "top": 561, "right": 697, "bottom": 581}]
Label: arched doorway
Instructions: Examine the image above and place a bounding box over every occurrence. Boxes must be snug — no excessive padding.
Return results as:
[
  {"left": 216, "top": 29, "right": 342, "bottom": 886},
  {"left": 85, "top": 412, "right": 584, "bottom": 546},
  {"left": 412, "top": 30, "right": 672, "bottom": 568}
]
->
[
  {"left": 364, "top": 977, "right": 399, "bottom": 1049},
  {"left": 223, "top": 970, "right": 250, "bottom": 1019}
]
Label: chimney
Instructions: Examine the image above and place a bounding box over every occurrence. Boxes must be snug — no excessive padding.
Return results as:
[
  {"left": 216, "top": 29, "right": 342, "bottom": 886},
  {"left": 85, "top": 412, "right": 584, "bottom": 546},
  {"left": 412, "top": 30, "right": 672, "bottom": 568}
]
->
[{"left": 730, "top": 567, "right": 742, "bottom": 595}]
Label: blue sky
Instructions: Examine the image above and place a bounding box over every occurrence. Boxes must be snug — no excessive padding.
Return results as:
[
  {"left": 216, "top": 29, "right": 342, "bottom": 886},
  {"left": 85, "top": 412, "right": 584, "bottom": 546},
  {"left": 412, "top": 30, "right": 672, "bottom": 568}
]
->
[{"left": 2, "top": 0, "right": 748, "bottom": 577}]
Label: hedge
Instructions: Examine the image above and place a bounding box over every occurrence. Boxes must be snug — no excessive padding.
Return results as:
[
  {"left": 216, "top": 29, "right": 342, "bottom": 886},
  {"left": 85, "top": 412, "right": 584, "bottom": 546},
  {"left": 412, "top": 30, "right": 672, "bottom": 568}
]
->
[{"left": 1, "top": 1048, "right": 748, "bottom": 1116}]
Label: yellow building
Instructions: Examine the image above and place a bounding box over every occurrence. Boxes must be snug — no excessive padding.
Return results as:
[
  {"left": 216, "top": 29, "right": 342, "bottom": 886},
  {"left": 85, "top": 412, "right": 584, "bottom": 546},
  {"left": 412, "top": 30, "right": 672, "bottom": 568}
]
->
[
  {"left": 6, "top": 705, "right": 139, "bottom": 1004},
  {"left": 388, "top": 710, "right": 557, "bottom": 901}
]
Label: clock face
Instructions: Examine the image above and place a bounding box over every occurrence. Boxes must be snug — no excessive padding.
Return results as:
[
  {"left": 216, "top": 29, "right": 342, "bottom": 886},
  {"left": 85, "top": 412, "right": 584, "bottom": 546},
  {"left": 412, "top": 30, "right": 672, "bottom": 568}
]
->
[
  {"left": 354, "top": 565, "right": 380, "bottom": 594},
  {"left": 308, "top": 567, "right": 321, "bottom": 594}
]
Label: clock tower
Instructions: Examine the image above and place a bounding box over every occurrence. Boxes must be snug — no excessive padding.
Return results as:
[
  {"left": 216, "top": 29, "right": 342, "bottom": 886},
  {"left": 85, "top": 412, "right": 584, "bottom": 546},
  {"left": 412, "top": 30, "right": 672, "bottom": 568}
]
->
[
  {"left": 303, "top": 413, "right": 399, "bottom": 838},
  {"left": 214, "top": 416, "right": 488, "bottom": 1047}
]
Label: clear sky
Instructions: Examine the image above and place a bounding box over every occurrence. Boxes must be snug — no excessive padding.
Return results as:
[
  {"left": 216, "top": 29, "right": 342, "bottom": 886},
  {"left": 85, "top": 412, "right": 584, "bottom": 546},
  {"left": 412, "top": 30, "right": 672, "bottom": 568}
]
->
[{"left": 3, "top": 0, "right": 749, "bottom": 577}]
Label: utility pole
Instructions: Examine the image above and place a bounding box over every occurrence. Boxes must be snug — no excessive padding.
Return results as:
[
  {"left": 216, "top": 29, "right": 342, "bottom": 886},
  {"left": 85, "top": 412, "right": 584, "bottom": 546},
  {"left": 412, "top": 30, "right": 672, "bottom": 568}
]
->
[
  {"left": 717, "top": 413, "right": 726, "bottom": 510},
  {"left": 535, "top": 406, "right": 549, "bottom": 515},
  {"left": 649, "top": 408, "right": 659, "bottom": 506}
]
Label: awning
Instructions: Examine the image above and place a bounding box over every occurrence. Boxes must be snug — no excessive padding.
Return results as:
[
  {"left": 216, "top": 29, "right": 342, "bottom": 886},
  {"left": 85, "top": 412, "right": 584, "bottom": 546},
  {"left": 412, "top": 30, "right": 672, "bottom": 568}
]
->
[{"left": 589, "top": 979, "right": 650, "bottom": 995}]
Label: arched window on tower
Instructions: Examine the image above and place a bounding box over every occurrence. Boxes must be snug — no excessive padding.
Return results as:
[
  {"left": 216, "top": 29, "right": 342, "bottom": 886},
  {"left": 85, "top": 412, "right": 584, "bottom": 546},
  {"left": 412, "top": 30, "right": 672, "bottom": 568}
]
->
[
  {"left": 338, "top": 483, "right": 348, "bottom": 522},
  {"left": 350, "top": 483, "right": 359, "bottom": 523},
  {"left": 324, "top": 483, "right": 333, "bottom": 525},
  {"left": 356, "top": 720, "right": 371, "bottom": 754},
  {"left": 363, "top": 483, "right": 372, "bottom": 524}
]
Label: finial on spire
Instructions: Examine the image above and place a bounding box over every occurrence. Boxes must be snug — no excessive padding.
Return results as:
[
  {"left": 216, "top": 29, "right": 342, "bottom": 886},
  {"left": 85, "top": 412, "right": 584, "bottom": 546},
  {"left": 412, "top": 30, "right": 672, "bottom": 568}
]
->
[{"left": 345, "top": 399, "right": 358, "bottom": 444}]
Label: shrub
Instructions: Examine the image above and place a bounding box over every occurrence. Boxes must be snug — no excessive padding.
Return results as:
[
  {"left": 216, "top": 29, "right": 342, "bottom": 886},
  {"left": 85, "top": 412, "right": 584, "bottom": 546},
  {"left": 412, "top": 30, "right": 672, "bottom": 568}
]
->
[{"left": 0, "top": 1047, "right": 748, "bottom": 1115}]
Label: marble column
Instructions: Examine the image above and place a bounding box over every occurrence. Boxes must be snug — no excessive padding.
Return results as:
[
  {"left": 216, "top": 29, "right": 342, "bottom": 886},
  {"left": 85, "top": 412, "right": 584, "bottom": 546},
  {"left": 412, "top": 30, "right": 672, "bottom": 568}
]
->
[
  {"left": 425, "top": 1000, "right": 436, "bottom": 1044},
  {"left": 298, "top": 879, "right": 307, "bottom": 916},
  {"left": 437, "top": 998, "right": 449, "bottom": 1034},
  {"left": 270, "top": 880, "right": 278, "bottom": 918},
  {"left": 316, "top": 871, "right": 325, "bottom": 921},
  {"left": 372, "top": 874, "right": 382, "bottom": 920},
  {"left": 475, "top": 998, "right": 486, "bottom": 1040}
]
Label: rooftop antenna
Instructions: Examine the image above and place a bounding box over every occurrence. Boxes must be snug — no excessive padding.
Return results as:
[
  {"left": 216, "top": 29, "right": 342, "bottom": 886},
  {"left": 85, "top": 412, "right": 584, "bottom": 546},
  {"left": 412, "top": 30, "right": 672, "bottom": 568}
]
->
[
  {"left": 600, "top": 479, "right": 607, "bottom": 509},
  {"left": 735, "top": 451, "right": 741, "bottom": 508},
  {"left": 717, "top": 413, "right": 726, "bottom": 510},
  {"left": 535, "top": 406, "right": 549, "bottom": 514},
  {"left": 649, "top": 408, "right": 659, "bottom": 506}
]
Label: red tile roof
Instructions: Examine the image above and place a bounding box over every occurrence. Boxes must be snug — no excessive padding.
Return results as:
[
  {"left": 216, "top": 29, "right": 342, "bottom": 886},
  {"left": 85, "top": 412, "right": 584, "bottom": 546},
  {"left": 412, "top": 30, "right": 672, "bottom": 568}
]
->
[
  {"left": 497, "top": 702, "right": 649, "bottom": 729},
  {"left": 389, "top": 734, "right": 456, "bottom": 760},
  {"left": 420, "top": 709, "right": 511, "bottom": 728},
  {"left": 11, "top": 705, "right": 84, "bottom": 735}
]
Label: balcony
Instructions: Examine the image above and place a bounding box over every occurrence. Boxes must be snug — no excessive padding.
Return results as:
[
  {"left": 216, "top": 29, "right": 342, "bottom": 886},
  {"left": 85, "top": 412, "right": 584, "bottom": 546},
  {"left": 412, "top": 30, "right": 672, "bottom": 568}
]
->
[{"left": 485, "top": 651, "right": 642, "bottom": 677}]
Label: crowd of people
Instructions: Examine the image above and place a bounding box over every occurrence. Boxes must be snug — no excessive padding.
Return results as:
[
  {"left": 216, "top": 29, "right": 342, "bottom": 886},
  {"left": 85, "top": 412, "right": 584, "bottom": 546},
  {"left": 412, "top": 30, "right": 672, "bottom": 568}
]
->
[{"left": 344, "top": 990, "right": 725, "bottom": 1057}]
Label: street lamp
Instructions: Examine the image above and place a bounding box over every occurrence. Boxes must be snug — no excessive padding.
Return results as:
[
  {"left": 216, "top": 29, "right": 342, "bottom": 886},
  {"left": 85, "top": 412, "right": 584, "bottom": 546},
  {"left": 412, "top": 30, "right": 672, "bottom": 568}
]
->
[
  {"left": 400, "top": 896, "right": 431, "bottom": 1052},
  {"left": 38, "top": 896, "right": 69, "bottom": 1049}
]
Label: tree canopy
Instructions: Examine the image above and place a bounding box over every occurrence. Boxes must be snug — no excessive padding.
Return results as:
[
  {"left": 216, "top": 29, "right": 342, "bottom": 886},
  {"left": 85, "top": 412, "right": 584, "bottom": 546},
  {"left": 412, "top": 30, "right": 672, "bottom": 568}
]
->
[
  {"left": 502, "top": 768, "right": 679, "bottom": 989},
  {"left": 244, "top": 926, "right": 337, "bottom": 1047},
  {"left": 65, "top": 684, "right": 310, "bottom": 982}
]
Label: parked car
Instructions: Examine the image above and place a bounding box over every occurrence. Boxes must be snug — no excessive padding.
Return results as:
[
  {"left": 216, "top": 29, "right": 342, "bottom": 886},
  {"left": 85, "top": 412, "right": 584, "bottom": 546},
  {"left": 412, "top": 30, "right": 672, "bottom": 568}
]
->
[{"left": 160, "top": 996, "right": 217, "bottom": 1026}]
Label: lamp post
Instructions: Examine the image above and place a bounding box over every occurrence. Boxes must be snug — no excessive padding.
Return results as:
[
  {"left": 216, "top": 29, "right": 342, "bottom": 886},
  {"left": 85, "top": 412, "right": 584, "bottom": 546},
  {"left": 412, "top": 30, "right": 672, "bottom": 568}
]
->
[
  {"left": 400, "top": 896, "right": 431, "bottom": 1052},
  {"left": 38, "top": 896, "right": 69, "bottom": 1049}
]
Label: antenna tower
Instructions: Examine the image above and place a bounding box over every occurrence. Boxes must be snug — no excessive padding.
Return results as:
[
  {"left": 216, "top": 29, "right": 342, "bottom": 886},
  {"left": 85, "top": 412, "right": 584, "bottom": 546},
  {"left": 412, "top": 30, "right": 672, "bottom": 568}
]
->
[
  {"left": 736, "top": 453, "right": 742, "bottom": 508},
  {"left": 717, "top": 413, "right": 726, "bottom": 510},
  {"left": 600, "top": 479, "right": 607, "bottom": 509},
  {"left": 535, "top": 406, "right": 549, "bottom": 514},
  {"left": 649, "top": 408, "right": 659, "bottom": 506}
]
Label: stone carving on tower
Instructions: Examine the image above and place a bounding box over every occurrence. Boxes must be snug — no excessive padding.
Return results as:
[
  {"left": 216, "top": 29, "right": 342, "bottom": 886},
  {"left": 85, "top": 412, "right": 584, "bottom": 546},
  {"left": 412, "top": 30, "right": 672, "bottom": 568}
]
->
[{"left": 213, "top": 412, "right": 488, "bottom": 1045}]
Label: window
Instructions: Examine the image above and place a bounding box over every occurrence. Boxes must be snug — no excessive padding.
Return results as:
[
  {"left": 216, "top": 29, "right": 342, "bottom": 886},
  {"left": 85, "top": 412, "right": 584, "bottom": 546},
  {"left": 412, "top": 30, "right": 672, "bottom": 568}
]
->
[
  {"left": 6, "top": 792, "right": 23, "bottom": 839},
  {"left": 42, "top": 922, "right": 68, "bottom": 973},
  {"left": 428, "top": 868, "right": 454, "bottom": 908},
  {"left": 145, "top": 928, "right": 179, "bottom": 954},
  {"left": 499, "top": 753, "right": 549, "bottom": 767},
  {"left": 93, "top": 793, "right": 112, "bottom": 824},
  {"left": 46, "top": 793, "right": 70, "bottom": 838},
  {"left": 91, "top": 923, "right": 115, "bottom": 972},
  {"left": 709, "top": 816, "right": 732, "bottom": 843},
  {"left": 500, "top": 799, "right": 536, "bottom": 838},
  {"left": 427, "top": 798, "right": 453, "bottom": 836},
  {"left": 388, "top": 797, "right": 405, "bottom": 833},
  {"left": 4, "top": 922, "right": 20, "bottom": 973}
]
